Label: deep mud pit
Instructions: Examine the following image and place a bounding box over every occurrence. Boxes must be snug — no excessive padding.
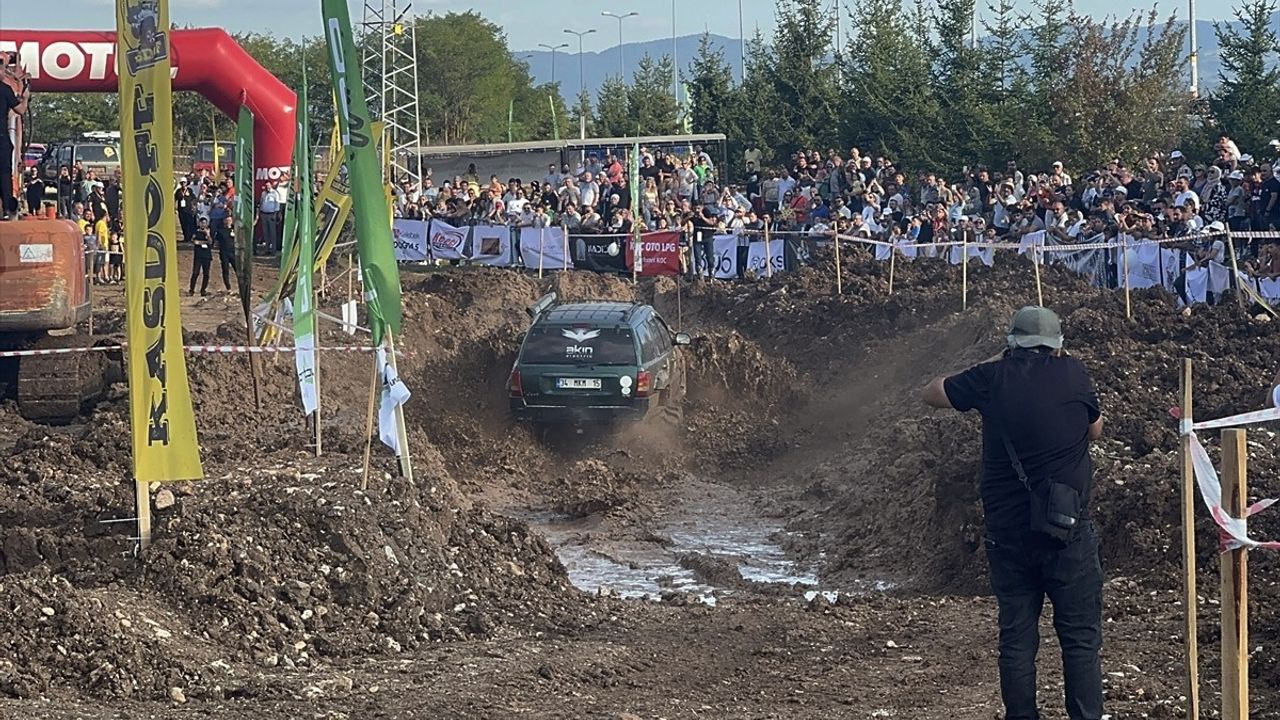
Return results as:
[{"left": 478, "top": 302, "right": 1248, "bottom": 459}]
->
[
  {"left": 520, "top": 479, "right": 838, "bottom": 603},
  {"left": 3, "top": 249, "right": 1280, "bottom": 718}
]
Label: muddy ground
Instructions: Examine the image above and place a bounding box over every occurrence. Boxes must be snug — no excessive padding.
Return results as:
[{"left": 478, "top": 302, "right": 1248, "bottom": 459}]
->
[{"left": 1, "top": 244, "right": 1278, "bottom": 718}]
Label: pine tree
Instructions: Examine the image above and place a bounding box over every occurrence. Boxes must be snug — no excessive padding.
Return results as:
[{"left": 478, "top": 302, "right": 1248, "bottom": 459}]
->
[
  {"left": 628, "top": 54, "right": 680, "bottom": 135},
  {"left": 842, "top": 0, "right": 943, "bottom": 169},
  {"left": 980, "top": 0, "right": 1034, "bottom": 163},
  {"left": 569, "top": 88, "right": 594, "bottom": 139},
  {"left": 725, "top": 31, "right": 782, "bottom": 165},
  {"left": 1210, "top": 0, "right": 1280, "bottom": 156},
  {"left": 932, "top": 0, "right": 997, "bottom": 168},
  {"left": 687, "top": 34, "right": 734, "bottom": 137},
  {"left": 594, "top": 75, "right": 632, "bottom": 137},
  {"left": 767, "top": 0, "right": 840, "bottom": 157}
]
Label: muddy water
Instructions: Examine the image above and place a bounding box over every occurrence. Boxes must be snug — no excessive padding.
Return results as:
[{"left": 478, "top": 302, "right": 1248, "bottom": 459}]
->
[{"left": 520, "top": 481, "right": 849, "bottom": 604}]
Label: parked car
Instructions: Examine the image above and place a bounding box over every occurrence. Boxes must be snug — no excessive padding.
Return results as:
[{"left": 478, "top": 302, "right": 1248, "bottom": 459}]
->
[
  {"left": 36, "top": 132, "right": 122, "bottom": 196},
  {"left": 508, "top": 293, "right": 690, "bottom": 427},
  {"left": 22, "top": 143, "right": 45, "bottom": 169}
]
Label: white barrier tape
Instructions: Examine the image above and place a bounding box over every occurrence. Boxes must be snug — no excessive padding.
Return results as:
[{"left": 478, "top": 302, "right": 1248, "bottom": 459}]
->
[
  {"left": 1186, "top": 430, "right": 1280, "bottom": 551},
  {"left": 1191, "top": 406, "right": 1280, "bottom": 432},
  {"left": 1179, "top": 404, "right": 1280, "bottom": 552},
  {"left": 0, "top": 344, "right": 378, "bottom": 358}
]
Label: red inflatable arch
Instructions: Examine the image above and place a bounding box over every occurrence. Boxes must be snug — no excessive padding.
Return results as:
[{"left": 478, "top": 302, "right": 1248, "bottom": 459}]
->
[{"left": 0, "top": 28, "right": 296, "bottom": 194}]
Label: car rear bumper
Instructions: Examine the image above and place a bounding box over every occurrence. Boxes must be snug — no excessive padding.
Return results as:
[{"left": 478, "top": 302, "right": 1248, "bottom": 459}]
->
[{"left": 510, "top": 398, "right": 652, "bottom": 423}]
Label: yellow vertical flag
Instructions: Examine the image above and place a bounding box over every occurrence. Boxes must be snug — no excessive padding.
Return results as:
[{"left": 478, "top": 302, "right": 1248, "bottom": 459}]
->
[{"left": 117, "top": 0, "right": 203, "bottom": 482}]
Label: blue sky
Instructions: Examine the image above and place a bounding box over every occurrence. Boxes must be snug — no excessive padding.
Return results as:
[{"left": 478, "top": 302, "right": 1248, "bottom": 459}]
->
[{"left": 4, "top": 0, "right": 1226, "bottom": 52}]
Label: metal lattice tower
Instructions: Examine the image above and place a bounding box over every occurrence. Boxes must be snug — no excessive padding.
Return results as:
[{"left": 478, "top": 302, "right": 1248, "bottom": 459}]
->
[{"left": 361, "top": 0, "right": 424, "bottom": 185}]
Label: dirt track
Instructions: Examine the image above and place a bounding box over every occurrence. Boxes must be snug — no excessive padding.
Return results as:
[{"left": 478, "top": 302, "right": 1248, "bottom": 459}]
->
[{"left": 2, "top": 245, "right": 1279, "bottom": 718}]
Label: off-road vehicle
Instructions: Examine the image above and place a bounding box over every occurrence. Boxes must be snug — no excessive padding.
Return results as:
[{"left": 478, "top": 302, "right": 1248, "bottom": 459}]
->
[{"left": 508, "top": 293, "right": 690, "bottom": 426}]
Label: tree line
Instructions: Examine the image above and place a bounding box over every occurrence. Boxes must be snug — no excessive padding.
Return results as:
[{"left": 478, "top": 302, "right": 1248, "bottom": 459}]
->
[{"left": 22, "top": 1, "right": 1280, "bottom": 178}]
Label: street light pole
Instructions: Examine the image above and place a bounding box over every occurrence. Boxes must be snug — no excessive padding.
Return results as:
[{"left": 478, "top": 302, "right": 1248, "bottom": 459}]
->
[
  {"left": 564, "top": 27, "right": 597, "bottom": 140},
  {"left": 538, "top": 42, "right": 570, "bottom": 86},
  {"left": 601, "top": 11, "right": 639, "bottom": 83}
]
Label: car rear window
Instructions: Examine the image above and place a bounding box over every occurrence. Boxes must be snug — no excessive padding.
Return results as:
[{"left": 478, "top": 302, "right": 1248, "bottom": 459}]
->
[
  {"left": 521, "top": 326, "right": 636, "bottom": 365},
  {"left": 77, "top": 145, "right": 119, "bottom": 163}
]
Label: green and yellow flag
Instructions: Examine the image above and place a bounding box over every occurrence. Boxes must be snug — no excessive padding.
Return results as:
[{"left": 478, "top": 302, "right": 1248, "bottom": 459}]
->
[
  {"left": 117, "top": 0, "right": 202, "bottom": 482},
  {"left": 322, "top": 0, "right": 401, "bottom": 345},
  {"left": 294, "top": 66, "right": 318, "bottom": 415}
]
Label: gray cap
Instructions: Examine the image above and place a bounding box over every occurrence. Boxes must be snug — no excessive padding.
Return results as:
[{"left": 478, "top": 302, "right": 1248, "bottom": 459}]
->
[{"left": 1007, "top": 306, "right": 1063, "bottom": 350}]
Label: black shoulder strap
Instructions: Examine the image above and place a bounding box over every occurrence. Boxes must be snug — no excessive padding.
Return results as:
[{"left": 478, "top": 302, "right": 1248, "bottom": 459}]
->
[{"left": 998, "top": 429, "right": 1032, "bottom": 493}]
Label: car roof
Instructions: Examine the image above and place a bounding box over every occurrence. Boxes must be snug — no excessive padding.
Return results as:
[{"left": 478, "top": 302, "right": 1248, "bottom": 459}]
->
[{"left": 539, "top": 302, "right": 647, "bottom": 326}]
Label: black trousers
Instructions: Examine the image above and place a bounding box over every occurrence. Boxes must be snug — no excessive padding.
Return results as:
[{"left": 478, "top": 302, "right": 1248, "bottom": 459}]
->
[
  {"left": 190, "top": 252, "right": 212, "bottom": 294},
  {"left": 985, "top": 524, "right": 1104, "bottom": 720},
  {"left": 179, "top": 212, "right": 197, "bottom": 243},
  {"left": 217, "top": 249, "right": 236, "bottom": 290},
  {"left": 0, "top": 154, "right": 14, "bottom": 215}
]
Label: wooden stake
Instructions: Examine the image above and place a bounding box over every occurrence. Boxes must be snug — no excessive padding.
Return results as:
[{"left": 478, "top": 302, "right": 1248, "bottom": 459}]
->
[
  {"left": 386, "top": 331, "right": 414, "bottom": 483},
  {"left": 834, "top": 233, "right": 843, "bottom": 295},
  {"left": 1180, "top": 358, "right": 1201, "bottom": 719},
  {"left": 1034, "top": 243, "right": 1044, "bottom": 307},
  {"left": 764, "top": 221, "right": 773, "bottom": 278},
  {"left": 1123, "top": 236, "right": 1132, "bottom": 319},
  {"left": 360, "top": 350, "right": 378, "bottom": 491},
  {"left": 561, "top": 221, "right": 569, "bottom": 273},
  {"left": 1220, "top": 427, "right": 1249, "bottom": 720},
  {"left": 676, "top": 275, "right": 683, "bottom": 328},
  {"left": 538, "top": 227, "right": 545, "bottom": 280},
  {"left": 888, "top": 244, "right": 897, "bottom": 296},
  {"left": 347, "top": 254, "right": 354, "bottom": 303},
  {"left": 1226, "top": 231, "right": 1245, "bottom": 309},
  {"left": 134, "top": 479, "right": 151, "bottom": 550},
  {"left": 961, "top": 233, "right": 969, "bottom": 311}
]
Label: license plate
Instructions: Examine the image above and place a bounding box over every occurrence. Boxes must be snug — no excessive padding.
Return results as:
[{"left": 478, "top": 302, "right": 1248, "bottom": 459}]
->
[{"left": 557, "top": 377, "right": 601, "bottom": 390}]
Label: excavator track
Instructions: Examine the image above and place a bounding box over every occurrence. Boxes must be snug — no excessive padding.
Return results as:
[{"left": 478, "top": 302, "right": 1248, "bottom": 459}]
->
[{"left": 16, "top": 333, "right": 122, "bottom": 424}]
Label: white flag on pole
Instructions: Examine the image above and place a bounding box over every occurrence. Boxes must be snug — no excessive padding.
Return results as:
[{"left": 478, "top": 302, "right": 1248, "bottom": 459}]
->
[{"left": 377, "top": 347, "right": 411, "bottom": 453}]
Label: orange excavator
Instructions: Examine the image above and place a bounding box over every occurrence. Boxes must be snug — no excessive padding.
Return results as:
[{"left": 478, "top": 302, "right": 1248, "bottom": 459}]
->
[
  {"left": 0, "top": 220, "right": 121, "bottom": 422},
  {"left": 1, "top": 55, "right": 119, "bottom": 423}
]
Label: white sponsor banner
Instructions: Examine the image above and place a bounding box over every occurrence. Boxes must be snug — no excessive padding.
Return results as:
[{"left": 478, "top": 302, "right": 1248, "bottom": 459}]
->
[
  {"left": 470, "top": 224, "right": 513, "bottom": 266},
  {"left": 392, "top": 218, "right": 429, "bottom": 262},
  {"left": 520, "top": 227, "right": 571, "bottom": 269},
  {"left": 746, "top": 240, "right": 784, "bottom": 277},
  {"left": 295, "top": 334, "right": 318, "bottom": 415},
  {"left": 341, "top": 299, "right": 359, "bottom": 336},
  {"left": 713, "top": 234, "right": 739, "bottom": 279},
  {"left": 1119, "top": 240, "right": 1164, "bottom": 290},
  {"left": 1262, "top": 277, "right": 1280, "bottom": 301},
  {"left": 894, "top": 238, "right": 918, "bottom": 259},
  {"left": 1184, "top": 266, "right": 1209, "bottom": 305},
  {"left": 947, "top": 242, "right": 993, "bottom": 267},
  {"left": 1208, "top": 261, "right": 1232, "bottom": 296},
  {"left": 428, "top": 219, "right": 468, "bottom": 261},
  {"left": 875, "top": 241, "right": 893, "bottom": 262},
  {"left": 376, "top": 347, "right": 411, "bottom": 453}
]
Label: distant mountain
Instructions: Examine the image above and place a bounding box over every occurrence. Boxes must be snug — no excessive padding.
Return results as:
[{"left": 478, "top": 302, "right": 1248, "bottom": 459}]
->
[
  {"left": 519, "top": 33, "right": 742, "bottom": 103},
  {"left": 519, "top": 15, "right": 1279, "bottom": 105}
]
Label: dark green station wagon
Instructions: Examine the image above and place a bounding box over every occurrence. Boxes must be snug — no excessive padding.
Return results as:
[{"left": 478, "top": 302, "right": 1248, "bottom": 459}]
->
[{"left": 508, "top": 294, "right": 691, "bottom": 426}]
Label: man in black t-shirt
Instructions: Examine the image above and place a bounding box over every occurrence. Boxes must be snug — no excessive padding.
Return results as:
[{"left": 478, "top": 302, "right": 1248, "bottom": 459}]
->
[{"left": 923, "top": 306, "right": 1104, "bottom": 720}]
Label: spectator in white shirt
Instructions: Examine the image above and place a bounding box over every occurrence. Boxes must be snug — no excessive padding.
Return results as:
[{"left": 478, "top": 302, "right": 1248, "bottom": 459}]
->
[
  {"left": 259, "top": 180, "right": 287, "bottom": 254},
  {"left": 579, "top": 173, "right": 599, "bottom": 210}
]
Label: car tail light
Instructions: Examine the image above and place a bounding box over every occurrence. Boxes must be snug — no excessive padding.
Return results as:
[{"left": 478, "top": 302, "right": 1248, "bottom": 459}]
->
[
  {"left": 635, "top": 370, "right": 652, "bottom": 398},
  {"left": 508, "top": 369, "right": 523, "bottom": 397}
]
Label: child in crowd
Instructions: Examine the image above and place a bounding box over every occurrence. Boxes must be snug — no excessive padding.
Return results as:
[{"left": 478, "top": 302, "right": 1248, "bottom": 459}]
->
[{"left": 108, "top": 230, "right": 124, "bottom": 283}]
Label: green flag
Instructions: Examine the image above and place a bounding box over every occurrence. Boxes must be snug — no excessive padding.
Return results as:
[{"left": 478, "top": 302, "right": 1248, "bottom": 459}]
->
[
  {"left": 279, "top": 139, "right": 300, "bottom": 286},
  {"left": 294, "top": 64, "right": 318, "bottom": 415},
  {"left": 233, "top": 106, "right": 255, "bottom": 324},
  {"left": 322, "top": 0, "right": 402, "bottom": 345}
]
